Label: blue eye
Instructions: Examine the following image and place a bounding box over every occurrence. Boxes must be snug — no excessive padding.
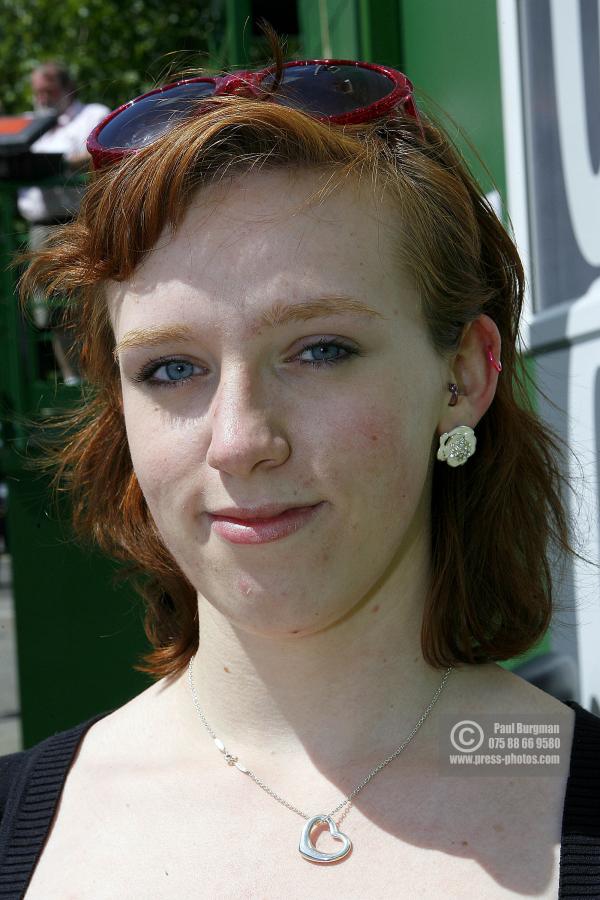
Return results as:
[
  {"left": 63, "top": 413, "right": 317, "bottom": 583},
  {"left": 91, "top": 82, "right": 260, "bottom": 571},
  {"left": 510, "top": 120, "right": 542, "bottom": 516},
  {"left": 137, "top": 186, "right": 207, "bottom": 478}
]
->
[
  {"left": 131, "top": 359, "right": 202, "bottom": 389},
  {"left": 296, "top": 339, "right": 358, "bottom": 367},
  {"left": 132, "top": 339, "right": 359, "bottom": 389}
]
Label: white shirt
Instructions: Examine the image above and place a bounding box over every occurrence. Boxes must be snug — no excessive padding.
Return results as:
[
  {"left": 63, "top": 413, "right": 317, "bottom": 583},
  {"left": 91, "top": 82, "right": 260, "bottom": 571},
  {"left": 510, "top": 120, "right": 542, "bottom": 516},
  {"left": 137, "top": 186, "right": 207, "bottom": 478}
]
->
[{"left": 17, "top": 100, "right": 110, "bottom": 223}]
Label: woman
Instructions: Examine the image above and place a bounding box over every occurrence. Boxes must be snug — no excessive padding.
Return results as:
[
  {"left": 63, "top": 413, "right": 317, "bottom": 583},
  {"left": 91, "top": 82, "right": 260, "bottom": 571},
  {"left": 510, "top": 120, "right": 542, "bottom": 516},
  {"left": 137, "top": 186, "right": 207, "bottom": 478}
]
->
[{"left": 1, "top": 40, "right": 599, "bottom": 898}]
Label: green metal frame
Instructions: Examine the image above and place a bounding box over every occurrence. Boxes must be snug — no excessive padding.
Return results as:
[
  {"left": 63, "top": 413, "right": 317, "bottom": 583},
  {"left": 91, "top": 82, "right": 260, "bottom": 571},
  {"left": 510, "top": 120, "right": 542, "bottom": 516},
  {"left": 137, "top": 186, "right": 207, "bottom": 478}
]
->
[{"left": 0, "top": 180, "right": 151, "bottom": 748}]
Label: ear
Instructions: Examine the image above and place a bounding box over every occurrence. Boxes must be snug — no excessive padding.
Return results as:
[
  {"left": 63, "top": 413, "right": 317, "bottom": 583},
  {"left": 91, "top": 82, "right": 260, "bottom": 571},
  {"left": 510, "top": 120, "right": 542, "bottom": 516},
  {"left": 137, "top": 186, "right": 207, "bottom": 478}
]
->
[{"left": 437, "top": 314, "right": 501, "bottom": 436}]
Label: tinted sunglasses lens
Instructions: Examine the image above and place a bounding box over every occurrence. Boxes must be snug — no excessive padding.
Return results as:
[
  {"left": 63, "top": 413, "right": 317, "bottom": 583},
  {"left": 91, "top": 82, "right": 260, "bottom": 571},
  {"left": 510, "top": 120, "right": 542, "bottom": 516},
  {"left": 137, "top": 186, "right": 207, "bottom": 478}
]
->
[
  {"left": 262, "top": 64, "right": 395, "bottom": 116},
  {"left": 97, "top": 81, "right": 216, "bottom": 149}
]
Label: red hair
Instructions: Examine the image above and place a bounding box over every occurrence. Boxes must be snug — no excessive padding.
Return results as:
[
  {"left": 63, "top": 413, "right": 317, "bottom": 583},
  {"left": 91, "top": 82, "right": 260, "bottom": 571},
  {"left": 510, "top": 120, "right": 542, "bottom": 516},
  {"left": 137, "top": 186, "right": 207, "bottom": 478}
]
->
[{"left": 18, "top": 90, "right": 576, "bottom": 677}]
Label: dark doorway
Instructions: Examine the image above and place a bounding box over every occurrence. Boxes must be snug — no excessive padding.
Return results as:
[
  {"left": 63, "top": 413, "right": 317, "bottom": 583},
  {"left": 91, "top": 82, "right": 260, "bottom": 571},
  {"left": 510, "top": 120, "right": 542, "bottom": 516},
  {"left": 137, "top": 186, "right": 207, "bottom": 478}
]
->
[{"left": 251, "top": 0, "right": 299, "bottom": 35}]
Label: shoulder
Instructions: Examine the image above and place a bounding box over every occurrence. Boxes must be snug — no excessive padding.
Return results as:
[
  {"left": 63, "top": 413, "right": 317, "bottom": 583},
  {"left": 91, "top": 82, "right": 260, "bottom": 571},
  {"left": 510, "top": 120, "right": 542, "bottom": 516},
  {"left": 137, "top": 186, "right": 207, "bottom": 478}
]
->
[
  {"left": 561, "top": 699, "right": 600, "bottom": 784},
  {"left": 0, "top": 711, "right": 112, "bottom": 826},
  {"left": 62, "top": 102, "right": 110, "bottom": 138},
  {"left": 79, "top": 102, "right": 111, "bottom": 122},
  {"left": 443, "top": 662, "right": 578, "bottom": 771},
  {"left": 74, "top": 673, "right": 188, "bottom": 771},
  {"left": 564, "top": 698, "right": 600, "bottom": 734},
  {"left": 448, "top": 662, "right": 578, "bottom": 721}
]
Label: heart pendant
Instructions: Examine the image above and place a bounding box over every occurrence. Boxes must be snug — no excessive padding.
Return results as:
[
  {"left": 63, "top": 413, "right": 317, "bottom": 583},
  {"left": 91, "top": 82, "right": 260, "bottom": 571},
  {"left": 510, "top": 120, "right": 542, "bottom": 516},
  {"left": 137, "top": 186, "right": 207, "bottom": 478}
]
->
[{"left": 299, "top": 814, "right": 352, "bottom": 863}]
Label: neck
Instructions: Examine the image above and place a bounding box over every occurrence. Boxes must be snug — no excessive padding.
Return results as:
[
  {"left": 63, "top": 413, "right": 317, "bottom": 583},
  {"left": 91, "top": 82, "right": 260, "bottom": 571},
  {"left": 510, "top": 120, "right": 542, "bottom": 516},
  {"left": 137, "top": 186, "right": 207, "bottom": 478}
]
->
[{"left": 180, "top": 529, "right": 455, "bottom": 773}]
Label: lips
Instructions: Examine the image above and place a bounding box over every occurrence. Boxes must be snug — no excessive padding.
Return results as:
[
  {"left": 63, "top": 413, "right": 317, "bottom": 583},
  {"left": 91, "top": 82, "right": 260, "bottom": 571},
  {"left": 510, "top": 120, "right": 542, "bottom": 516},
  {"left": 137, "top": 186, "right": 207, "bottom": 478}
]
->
[
  {"left": 207, "top": 502, "right": 325, "bottom": 545},
  {"left": 208, "top": 502, "right": 317, "bottom": 520}
]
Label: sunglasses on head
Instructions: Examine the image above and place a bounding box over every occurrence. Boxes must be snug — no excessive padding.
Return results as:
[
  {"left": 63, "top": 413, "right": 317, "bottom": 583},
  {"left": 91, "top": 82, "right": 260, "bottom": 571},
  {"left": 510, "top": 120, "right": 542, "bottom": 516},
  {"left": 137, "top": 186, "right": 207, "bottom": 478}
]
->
[{"left": 87, "top": 59, "right": 421, "bottom": 170}]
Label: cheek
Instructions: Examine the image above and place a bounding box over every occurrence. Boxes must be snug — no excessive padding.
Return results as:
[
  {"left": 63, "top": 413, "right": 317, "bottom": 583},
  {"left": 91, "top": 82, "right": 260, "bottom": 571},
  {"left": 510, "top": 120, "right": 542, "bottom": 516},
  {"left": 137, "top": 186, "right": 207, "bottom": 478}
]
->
[
  {"left": 316, "top": 391, "right": 435, "bottom": 526},
  {"left": 318, "top": 376, "right": 430, "bottom": 464},
  {"left": 122, "top": 398, "right": 197, "bottom": 510}
]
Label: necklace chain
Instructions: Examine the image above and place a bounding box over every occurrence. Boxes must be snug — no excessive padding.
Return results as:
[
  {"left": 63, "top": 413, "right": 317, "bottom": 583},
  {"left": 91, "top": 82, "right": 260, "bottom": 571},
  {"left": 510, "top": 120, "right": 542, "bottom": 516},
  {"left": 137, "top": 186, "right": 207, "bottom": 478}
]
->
[{"left": 187, "top": 654, "right": 453, "bottom": 822}]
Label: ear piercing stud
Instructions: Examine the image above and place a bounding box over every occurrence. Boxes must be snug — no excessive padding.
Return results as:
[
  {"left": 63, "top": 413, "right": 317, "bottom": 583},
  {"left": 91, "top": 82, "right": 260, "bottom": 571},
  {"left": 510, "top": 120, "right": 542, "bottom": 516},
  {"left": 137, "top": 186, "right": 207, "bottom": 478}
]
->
[
  {"left": 486, "top": 345, "right": 502, "bottom": 373},
  {"left": 448, "top": 383, "right": 459, "bottom": 407}
]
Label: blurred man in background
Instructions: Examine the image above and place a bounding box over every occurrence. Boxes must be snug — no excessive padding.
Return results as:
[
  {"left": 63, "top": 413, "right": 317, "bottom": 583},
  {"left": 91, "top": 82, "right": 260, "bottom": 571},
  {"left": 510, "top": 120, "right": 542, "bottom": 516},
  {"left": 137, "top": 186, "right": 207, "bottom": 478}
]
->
[{"left": 17, "top": 62, "right": 109, "bottom": 383}]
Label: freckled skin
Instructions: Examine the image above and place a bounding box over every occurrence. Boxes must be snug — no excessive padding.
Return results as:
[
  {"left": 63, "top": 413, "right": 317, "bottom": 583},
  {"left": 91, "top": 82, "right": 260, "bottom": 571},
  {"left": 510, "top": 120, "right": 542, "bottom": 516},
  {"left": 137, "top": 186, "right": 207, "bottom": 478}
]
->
[{"left": 107, "top": 168, "right": 447, "bottom": 639}]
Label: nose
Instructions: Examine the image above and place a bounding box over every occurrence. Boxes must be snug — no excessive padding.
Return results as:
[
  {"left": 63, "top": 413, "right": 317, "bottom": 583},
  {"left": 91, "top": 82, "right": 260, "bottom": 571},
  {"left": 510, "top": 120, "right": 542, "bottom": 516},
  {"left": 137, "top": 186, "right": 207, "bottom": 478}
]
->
[{"left": 205, "top": 368, "right": 290, "bottom": 476}]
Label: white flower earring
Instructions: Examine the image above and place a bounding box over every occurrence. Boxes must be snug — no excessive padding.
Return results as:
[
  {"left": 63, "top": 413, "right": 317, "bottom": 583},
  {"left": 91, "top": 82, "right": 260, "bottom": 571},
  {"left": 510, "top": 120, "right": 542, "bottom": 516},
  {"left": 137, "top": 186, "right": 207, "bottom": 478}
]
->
[{"left": 437, "top": 425, "right": 477, "bottom": 467}]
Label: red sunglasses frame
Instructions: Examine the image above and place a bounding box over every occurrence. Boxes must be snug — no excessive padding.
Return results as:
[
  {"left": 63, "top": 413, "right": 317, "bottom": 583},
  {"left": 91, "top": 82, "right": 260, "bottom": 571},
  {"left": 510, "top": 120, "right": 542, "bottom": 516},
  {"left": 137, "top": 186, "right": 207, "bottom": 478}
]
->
[{"left": 87, "top": 59, "right": 420, "bottom": 169}]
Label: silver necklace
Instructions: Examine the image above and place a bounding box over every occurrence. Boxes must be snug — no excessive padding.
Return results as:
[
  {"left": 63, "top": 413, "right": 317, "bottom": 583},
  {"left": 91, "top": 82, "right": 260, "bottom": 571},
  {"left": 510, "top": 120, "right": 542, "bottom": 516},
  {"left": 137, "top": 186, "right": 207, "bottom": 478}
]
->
[{"left": 187, "top": 654, "right": 453, "bottom": 864}]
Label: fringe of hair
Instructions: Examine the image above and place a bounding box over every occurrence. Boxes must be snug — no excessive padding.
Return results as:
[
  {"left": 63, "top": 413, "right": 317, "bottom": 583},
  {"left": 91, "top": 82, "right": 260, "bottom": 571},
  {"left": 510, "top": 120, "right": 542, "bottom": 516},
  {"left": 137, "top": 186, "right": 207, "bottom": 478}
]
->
[{"left": 15, "top": 83, "right": 579, "bottom": 677}]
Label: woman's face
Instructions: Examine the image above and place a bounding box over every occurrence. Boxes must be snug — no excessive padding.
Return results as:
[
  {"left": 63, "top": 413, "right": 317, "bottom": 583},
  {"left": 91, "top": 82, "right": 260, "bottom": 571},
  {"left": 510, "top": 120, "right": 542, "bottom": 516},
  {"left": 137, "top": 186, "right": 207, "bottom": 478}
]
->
[{"left": 108, "top": 167, "right": 448, "bottom": 636}]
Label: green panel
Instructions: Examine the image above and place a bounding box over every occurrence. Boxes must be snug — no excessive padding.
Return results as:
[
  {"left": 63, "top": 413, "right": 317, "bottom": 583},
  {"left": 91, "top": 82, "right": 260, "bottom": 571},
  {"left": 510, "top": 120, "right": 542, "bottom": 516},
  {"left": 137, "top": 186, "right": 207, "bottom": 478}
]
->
[
  {"left": 226, "top": 0, "right": 252, "bottom": 66},
  {"left": 499, "top": 633, "right": 552, "bottom": 671},
  {"left": 358, "top": 0, "right": 402, "bottom": 64},
  {"left": 400, "top": 0, "right": 505, "bottom": 199},
  {"left": 6, "top": 464, "right": 151, "bottom": 748},
  {"left": 521, "top": 352, "right": 539, "bottom": 411},
  {"left": 0, "top": 178, "right": 151, "bottom": 748},
  {"left": 0, "top": 188, "right": 28, "bottom": 450},
  {"left": 328, "top": 0, "right": 361, "bottom": 57},
  {"left": 298, "top": 0, "right": 360, "bottom": 58},
  {"left": 298, "top": 0, "right": 402, "bottom": 66},
  {"left": 297, "top": 0, "right": 322, "bottom": 57}
]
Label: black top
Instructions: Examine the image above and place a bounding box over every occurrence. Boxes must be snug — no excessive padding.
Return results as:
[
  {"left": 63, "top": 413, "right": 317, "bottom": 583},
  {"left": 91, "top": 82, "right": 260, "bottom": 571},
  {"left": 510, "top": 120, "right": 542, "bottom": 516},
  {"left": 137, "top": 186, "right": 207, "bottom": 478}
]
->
[{"left": 0, "top": 700, "right": 599, "bottom": 899}]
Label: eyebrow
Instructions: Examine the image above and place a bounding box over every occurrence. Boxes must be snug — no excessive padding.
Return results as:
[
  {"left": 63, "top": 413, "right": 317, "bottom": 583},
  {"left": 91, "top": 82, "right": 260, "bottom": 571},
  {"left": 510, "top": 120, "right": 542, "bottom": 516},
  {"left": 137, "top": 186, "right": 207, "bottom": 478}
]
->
[{"left": 112, "top": 295, "right": 385, "bottom": 360}]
